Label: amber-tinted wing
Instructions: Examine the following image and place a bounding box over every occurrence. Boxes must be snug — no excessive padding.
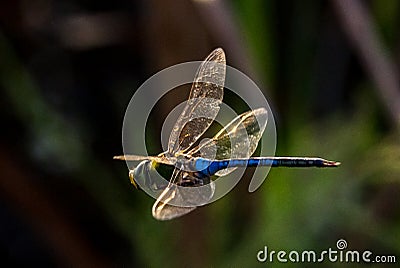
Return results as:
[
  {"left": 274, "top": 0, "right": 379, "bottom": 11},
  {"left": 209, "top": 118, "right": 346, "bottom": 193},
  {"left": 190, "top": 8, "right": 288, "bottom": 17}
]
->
[
  {"left": 152, "top": 170, "right": 215, "bottom": 220},
  {"left": 113, "top": 154, "right": 174, "bottom": 165},
  {"left": 154, "top": 48, "right": 225, "bottom": 220},
  {"left": 167, "top": 48, "right": 225, "bottom": 155},
  {"left": 187, "top": 108, "right": 268, "bottom": 176}
]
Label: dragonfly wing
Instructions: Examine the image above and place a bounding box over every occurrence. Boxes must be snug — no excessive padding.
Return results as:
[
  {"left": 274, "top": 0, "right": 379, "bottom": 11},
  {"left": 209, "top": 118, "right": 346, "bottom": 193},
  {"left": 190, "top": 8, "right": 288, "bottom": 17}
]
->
[
  {"left": 152, "top": 203, "right": 196, "bottom": 221},
  {"left": 153, "top": 48, "right": 224, "bottom": 220},
  {"left": 168, "top": 48, "right": 226, "bottom": 155},
  {"left": 152, "top": 183, "right": 197, "bottom": 220},
  {"left": 113, "top": 154, "right": 174, "bottom": 165},
  {"left": 152, "top": 169, "right": 215, "bottom": 220},
  {"left": 188, "top": 108, "right": 268, "bottom": 176}
]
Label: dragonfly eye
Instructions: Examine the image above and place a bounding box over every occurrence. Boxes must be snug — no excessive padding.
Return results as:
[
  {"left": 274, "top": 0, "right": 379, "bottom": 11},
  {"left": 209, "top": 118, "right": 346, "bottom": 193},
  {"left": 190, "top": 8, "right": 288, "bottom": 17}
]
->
[
  {"left": 129, "top": 170, "right": 138, "bottom": 189},
  {"left": 129, "top": 160, "right": 169, "bottom": 192}
]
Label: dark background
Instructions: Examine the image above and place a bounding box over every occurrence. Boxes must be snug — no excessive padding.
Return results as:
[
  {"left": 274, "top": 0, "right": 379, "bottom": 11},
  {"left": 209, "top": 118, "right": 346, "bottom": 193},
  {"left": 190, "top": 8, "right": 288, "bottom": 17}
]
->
[{"left": 1, "top": 0, "right": 399, "bottom": 267}]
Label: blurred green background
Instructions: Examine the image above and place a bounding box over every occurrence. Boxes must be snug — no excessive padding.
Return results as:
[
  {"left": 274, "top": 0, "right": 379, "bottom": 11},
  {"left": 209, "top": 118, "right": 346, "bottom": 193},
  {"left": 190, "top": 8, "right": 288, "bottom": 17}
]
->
[{"left": 0, "top": 0, "right": 399, "bottom": 267}]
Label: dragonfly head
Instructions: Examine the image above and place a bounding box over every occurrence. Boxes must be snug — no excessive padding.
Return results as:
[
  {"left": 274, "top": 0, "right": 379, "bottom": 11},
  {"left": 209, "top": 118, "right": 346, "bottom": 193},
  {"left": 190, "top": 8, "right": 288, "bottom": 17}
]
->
[
  {"left": 128, "top": 160, "right": 156, "bottom": 189},
  {"left": 128, "top": 160, "right": 170, "bottom": 191}
]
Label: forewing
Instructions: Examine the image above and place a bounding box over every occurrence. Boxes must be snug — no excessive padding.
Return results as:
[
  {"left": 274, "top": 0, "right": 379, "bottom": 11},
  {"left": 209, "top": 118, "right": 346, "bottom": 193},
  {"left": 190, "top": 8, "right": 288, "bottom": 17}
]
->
[
  {"left": 188, "top": 108, "right": 268, "bottom": 176},
  {"left": 113, "top": 154, "right": 174, "bottom": 165},
  {"left": 167, "top": 48, "right": 226, "bottom": 155}
]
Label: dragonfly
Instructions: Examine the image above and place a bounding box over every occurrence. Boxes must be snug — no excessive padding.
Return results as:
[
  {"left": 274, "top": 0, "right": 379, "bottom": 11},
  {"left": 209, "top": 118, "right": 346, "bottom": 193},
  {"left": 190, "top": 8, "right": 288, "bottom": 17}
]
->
[{"left": 114, "top": 48, "right": 340, "bottom": 221}]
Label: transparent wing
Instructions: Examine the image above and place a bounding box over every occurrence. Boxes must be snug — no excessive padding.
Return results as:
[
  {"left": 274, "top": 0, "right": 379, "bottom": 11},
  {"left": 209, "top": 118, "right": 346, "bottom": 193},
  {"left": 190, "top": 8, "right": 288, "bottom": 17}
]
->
[
  {"left": 152, "top": 170, "right": 215, "bottom": 220},
  {"left": 152, "top": 201, "right": 196, "bottom": 221},
  {"left": 152, "top": 183, "right": 196, "bottom": 220},
  {"left": 167, "top": 48, "right": 226, "bottom": 155},
  {"left": 151, "top": 48, "right": 224, "bottom": 220},
  {"left": 187, "top": 108, "right": 268, "bottom": 176},
  {"left": 113, "top": 154, "right": 174, "bottom": 165}
]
